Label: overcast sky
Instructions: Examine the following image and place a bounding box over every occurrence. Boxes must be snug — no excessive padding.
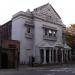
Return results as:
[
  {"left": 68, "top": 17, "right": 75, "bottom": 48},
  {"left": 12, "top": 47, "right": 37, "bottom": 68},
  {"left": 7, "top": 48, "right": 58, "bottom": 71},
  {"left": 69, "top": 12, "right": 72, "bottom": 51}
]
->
[{"left": 0, "top": 0, "right": 75, "bottom": 27}]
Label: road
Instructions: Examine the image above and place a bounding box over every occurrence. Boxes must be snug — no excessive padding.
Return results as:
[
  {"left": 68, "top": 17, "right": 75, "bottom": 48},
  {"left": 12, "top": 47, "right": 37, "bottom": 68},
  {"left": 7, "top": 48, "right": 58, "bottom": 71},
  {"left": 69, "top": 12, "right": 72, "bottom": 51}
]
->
[{"left": 0, "top": 65, "right": 75, "bottom": 75}]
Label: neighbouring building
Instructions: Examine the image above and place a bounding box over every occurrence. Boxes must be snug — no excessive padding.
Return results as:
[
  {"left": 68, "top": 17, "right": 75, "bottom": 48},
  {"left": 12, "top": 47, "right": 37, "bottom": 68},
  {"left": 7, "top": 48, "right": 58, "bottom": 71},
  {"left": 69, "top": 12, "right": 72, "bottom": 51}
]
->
[
  {"left": 0, "top": 3, "right": 71, "bottom": 68},
  {"left": 0, "top": 21, "right": 20, "bottom": 68}
]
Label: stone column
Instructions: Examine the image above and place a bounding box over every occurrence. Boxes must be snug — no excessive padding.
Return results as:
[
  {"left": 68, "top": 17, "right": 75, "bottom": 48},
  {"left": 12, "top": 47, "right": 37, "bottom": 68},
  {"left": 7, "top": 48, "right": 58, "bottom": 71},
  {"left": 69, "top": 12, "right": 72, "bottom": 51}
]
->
[
  {"left": 68, "top": 50, "right": 71, "bottom": 62},
  {"left": 63, "top": 50, "right": 65, "bottom": 63},
  {"left": 52, "top": 49, "right": 54, "bottom": 63},
  {"left": 61, "top": 49, "right": 63, "bottom": 64},
  {"left": 70, "top": 50, "right": 71, "bottom": 62},
  {"left": 56, "top": 48, "right": 58, "bottom": 63},
  {"left": 43, "top": 48, "right": 46, "bottom": 64},
  {"left": 49, "top": 48, "right": 51, "bottom": 64},
  {"left": 66, "top": 49, "right": 68, "bottom": 63},
  {"left": 64, "top": 50, "right": 66, "bottom": 63}
]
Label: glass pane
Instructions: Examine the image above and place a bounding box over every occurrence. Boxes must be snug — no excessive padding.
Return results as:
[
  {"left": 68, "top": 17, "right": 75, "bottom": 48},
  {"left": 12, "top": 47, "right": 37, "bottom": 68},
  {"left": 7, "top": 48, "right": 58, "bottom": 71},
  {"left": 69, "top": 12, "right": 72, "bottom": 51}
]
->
[{"left": 27, "top": 27, "right": 31, "bottom": 33}]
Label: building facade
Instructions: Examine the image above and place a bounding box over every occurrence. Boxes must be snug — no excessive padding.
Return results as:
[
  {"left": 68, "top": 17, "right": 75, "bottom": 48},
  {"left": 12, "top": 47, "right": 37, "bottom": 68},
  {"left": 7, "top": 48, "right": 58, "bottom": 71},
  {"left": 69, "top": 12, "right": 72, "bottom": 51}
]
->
[
  {"left": 0, "top": 40, "right": 20, "bottom": 68},
  {"left": 0, "top": 21, "right": 20, "bottom": 68},
  {"left": 0, "top": 3, "right": 71, "bottom": 66}
]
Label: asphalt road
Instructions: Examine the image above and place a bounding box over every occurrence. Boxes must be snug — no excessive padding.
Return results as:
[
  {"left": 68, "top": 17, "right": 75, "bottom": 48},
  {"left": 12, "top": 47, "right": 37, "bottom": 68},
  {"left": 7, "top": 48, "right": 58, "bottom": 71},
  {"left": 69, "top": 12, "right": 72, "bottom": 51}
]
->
[{"left": 1, "top": 65, "right": 75, "bottom": 75}]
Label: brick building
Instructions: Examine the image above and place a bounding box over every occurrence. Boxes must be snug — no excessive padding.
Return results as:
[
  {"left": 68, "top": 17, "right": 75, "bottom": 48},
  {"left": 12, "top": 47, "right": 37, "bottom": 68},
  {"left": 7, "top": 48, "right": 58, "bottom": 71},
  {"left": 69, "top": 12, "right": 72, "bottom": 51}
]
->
[{"left": 0, "top": 21, "right": 20, "bottom": 68}]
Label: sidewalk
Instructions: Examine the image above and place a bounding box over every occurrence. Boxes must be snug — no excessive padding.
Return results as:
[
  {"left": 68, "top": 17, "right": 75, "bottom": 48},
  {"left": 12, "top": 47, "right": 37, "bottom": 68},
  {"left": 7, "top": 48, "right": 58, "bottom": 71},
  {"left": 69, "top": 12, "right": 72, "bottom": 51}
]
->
[
  {"left": 0, "top": 64, "right": 75, "bottom": 71},
  {"left": 0, "top": 64, "right": 75, "bottom": 75},
  {"left": 18, "top": 64, "right": 75, "bottom": 70}
]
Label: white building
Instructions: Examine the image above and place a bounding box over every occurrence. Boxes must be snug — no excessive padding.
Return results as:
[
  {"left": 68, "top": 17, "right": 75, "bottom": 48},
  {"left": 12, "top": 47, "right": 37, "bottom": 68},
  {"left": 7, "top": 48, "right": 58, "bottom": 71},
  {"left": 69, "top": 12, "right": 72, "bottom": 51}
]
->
[{"left": 11, "top": 3, "right": 71, "bottom": 64}]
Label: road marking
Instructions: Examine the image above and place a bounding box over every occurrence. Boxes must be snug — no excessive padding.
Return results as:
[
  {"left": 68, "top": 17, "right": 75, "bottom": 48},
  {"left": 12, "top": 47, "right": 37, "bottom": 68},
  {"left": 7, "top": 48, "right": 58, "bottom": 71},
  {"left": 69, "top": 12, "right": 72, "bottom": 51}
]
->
[
  {"left": 47, "top": 73, "right": 55, "bottom": 75},
  {"left": 48, "top": 68, "right": 74, "bottom": 72},
  {"left": 49, "top": 69, "right": 65, "bottom": 72},
  {"left": 72, "top": 71, "right": 75, "bottom": 73},
  {"left": 47, "top": 74, "right": 53, "bottom": 75}
]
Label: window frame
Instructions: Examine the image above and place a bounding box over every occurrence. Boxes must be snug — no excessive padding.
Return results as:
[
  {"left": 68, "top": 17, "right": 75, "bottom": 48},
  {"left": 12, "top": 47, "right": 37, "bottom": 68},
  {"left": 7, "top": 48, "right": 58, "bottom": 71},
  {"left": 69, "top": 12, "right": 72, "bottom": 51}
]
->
[
  {"left": 44, "top": 28, "right": 57, "bottom": 37},
  {"left": 26, "top": 26, "right": 33, "bottom": 34}
]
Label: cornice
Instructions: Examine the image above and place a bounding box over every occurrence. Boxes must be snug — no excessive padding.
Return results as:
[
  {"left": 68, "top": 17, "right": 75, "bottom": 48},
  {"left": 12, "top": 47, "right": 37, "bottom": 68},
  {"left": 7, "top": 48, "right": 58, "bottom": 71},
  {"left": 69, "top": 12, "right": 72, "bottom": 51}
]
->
[
  {"left": 33, "top": 14, "right": 65, "bottom": 28},
  {"left": 12, "top": 12, "right": 33, "bottom": 20}
]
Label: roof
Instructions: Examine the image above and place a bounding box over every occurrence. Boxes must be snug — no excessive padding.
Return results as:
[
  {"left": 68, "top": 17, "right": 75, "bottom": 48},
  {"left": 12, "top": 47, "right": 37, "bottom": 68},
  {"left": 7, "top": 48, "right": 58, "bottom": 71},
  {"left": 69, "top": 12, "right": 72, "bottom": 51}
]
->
[
  {"left": 34, "top": 3, "right": 61, "bottom": 19},
  {"left": 64, "top": 44, "right": 71, "bottom": 49},
  {"left": 34, "top": 3, "right": 49, "bottom": 11},
  {"left": 0, "top": 20, "right": 12, "bottom": 28},
  {"left": 50, "top": 4, "right": 61, "bottom": 19}
]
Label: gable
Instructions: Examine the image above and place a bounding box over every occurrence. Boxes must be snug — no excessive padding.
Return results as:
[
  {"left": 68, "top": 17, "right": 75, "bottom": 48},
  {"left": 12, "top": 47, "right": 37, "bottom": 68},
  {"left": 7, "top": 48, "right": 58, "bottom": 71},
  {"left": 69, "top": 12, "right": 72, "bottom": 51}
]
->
[{"left": 33, "top": 3, "right": 61, "bottom": 19}]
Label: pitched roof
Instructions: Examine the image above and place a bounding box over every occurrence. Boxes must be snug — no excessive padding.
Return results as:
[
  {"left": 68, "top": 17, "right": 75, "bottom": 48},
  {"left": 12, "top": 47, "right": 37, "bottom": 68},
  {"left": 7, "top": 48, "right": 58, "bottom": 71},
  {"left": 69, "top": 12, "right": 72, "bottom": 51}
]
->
[
  {"left": 50, "top": 4, "right": 61, "bottom": 19},
  {"left": 34, "top": 3, "right": 49, "bottom": 11},
  {"left": 34, "top": 3, "right": 61, "bottom": 19}
]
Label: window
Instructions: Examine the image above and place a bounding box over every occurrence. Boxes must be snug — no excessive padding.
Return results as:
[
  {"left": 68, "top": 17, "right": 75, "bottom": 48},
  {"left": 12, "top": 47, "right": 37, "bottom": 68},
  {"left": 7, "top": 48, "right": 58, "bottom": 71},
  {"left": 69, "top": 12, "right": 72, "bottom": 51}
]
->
[
  {"left": 45, "top": 28, "right": 47, "bottom": 35},
  {"left": 49, "top": 30, "right": 52, "bottom": 36},
  {"left": 49, "top": 16, "right": 51, "bottom": 19},
  {"left": 49, "top": 30, "right": 51, "bottom": 34},
  {"left": 53, "top": 31, "right": 56, "bottom": 37},
  {"left": 9, "top": 44, "right": 16, "bottom": 48},
  {"left": 44, "top": 28, "right": 56, "bottom": 37},
  {"left": 27, "top": 27, "right": 31, "bottom": 33},
  {"left": 48, "top": 9, "right": 50, "bottom": 11},
  {"left": 25, "top": 26, "right": 33, "bottom": 39},
  {"left": 43, "top": 26, "right": 57, "bottom": 41}
]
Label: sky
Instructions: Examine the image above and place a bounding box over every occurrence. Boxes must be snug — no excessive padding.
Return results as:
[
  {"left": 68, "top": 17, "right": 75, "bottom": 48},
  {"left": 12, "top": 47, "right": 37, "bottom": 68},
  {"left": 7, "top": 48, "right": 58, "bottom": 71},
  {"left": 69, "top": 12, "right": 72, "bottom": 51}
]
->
[{"left": 0, "top": 0, "right": 75, "bottom": 27}]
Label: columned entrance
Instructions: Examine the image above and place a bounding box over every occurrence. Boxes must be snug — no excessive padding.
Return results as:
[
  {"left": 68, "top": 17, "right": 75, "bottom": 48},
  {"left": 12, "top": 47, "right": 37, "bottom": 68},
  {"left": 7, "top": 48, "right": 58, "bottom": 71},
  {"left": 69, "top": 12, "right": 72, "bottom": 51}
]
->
[
  {"left": 1, "top": 53, "right": 8, "bottom": 68},
  {"left": 40, "top": 47, "right": 71, "bottom": 64},
  {"left": 63, "top": 49, "right": 71, "bottom": 63},
  {"left": 40, "top": 48, "right": 53, "bottom": 64}
]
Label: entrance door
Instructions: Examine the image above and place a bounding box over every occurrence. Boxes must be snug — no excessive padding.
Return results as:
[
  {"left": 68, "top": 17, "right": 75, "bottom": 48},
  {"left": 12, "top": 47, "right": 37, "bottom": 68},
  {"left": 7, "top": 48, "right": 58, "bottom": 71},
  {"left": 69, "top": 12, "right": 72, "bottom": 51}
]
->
[
  {"left": 46, "top": 49, "right": 49, "bottom": 63},
  {"left": 1, "top": 53, "right": 8, "bottom": 68}
]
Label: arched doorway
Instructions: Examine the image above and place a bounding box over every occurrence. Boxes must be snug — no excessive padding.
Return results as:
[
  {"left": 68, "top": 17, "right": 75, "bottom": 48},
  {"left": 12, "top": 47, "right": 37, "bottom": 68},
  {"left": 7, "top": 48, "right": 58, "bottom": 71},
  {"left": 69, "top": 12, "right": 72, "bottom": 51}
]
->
[{"left": 1, "top": 53, "right": 8, "bottom": 68}]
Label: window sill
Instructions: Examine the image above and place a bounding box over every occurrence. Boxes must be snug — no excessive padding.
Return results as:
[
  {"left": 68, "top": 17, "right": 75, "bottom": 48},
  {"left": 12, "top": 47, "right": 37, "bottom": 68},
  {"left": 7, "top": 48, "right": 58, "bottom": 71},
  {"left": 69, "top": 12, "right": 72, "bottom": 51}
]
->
[
  {"left": 25, "top": 33, "right": 33, "bottom": 39},
  {"left": 43, "top": 35, "right": 57, "bottom": 41}
]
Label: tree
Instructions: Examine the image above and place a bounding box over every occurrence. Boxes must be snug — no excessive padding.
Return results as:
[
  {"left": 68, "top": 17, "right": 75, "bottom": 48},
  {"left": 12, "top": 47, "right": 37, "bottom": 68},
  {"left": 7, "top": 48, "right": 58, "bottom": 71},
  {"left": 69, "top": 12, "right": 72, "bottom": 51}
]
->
[{"left": 65, "top": 24, "right": 75, "bottom": 55}]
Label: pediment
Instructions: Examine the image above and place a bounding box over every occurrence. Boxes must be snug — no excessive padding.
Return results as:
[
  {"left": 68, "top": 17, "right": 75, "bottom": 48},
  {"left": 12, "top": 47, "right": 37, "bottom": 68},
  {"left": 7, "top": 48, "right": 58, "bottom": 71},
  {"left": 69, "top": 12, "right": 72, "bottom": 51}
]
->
[{"left": 33, "top": 3, "right": 61, "bottom": 19}]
